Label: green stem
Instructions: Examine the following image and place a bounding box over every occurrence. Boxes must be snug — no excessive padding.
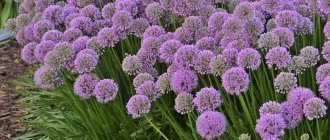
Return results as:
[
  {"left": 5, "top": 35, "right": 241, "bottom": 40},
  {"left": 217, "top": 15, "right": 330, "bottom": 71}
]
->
[{"left": 145, "top": 116, "right": 169, "bottom": 140}]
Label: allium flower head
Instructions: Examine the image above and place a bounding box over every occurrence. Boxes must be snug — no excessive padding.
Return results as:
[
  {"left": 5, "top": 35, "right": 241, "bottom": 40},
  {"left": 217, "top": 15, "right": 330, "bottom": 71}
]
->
[
  {"left": 34, "top": 65, "right": 62, "bottom": 89},
  {"left": 43, "top": 5, "right": 65, "bottom": 25},
  {"left": 182, "top": 16, "right": 203, "bottom": 35},
  {"left": 259, "top": 101, "right": 281, "bottom": 116},
  {"left": 112, "top": 10, "right": 133, "bottom": 30},
  {"left": 136, "top": 48, "right": 157, "bottom": 68},
  {"left": 86, "top": 37, "right": 104, "bottom": 54},
  {"left": 159, "top": 39, "right": 182, "bottom": 63},
  {"left": 174, "top": 27, "right": 193, "bottom": 44},
  {"left": 156, "top": 73, "right": 171, "bottom": 94},
  {"left": 21, "top": 42, "right": 38, "bottom": 64},
  {"left": 275, "top": 10, "right": 302, "bottom": 32},
  {"left": 5, "top": 18, "right": 17, "bottom": 34},
  {"left": 319, "top": 76, "right": 330, "bottom": 100},
  {"left": 72, "top": 36, "right": 89, "bottom": 53},
  {"left": 288, "top": 56, "right": 307, "bottom": 74},
  {"left": 274, "top": 72, "right": 297, "bottom": 94},
  {"left": 74, "top": 50, "right": 99, "bottom": 74},
  {"left": 115, "top": 0, "right": 138, "bottom": 15},
  {"left": 208, "top": 11, "right": 230, "bottom": 33},
  {"left": 221, "top": 48, "right": 239, "bottom": 67},
  {"left": 33, "top": 20, "right": 55, "bottom": 40},
  {"left": 239, "top": 134, "right": 251, "bottom": 140},
  {"left": 126, "top": 95, "right": 151, "bottom": 118},
  {"left": 24, "top": 24, "right": 37, "bottom": 42},
  {"left": 303, "top": 97, "right": 327, "bottom": 120},
  {"left": 281, "top": 101, "right": 303, "bottom": 128},
  {"left": 63, "top": 28, "right": 83, "bottom": 43},
  {"left": 15, "top": 14, "right": 31, "bottom": 29},
  {"left": 271, "top": 27, "right": 295, "bottom": 47},
  {"left": 167, "top": 63, "right": 184, "bottom": 75},
  {"left": 170, "top": 70, "right": 198, "bottom": 93},
  {"left": 237, "top": 48, "right": 261, "bottom": 70},
  {"left": 96, "top": 27, "right": 118, "bottom": 47},
  {"left": 196, "top": 111, "right": 226, "bottom": 140},
  {"left": 222, "top": 67, "right": 249, "bottom": 95},
  {"left": 221, "top": 17, "right": 244, "bottom": 38},
  {"left": 76, "top": 0, "right": 94, "bottom": 7},
  {"left": 196, "top": 37, "right": 217, "bottom": 52},
  {"left": 140, "top": 37, "right": 160, "bottom": 56},
  {"left": 233, "top": 2, "right": 255, "bottom": 19},
  {"left": 256, "top": 114, "right": 286, "bottom": 140},
  {"left": 193, "top": 87, "right": 222, "bottom": 113},
  {"left": 42, "top": 30, "right": 62, "bottom": 43},
  {"left": 145, "top": 2, "right": 164, "bottom": 21},
  {"left": 130, "top": 18, "right": 150, "bottom": 38},
  {"left": 73, "top": 73, "right": 98, "bottom": 99},
  {"left": 198, "top": 5, "right": 216, "bottom": 22},
  {"left": 194, "top": 50, "right": 215, "bottom": 74},
  {"left": 322, "top": 41, "right": 330, "bottom": 62},
  {"left": 136, "top": 81, "right": 160, "bottom": 101},
  {"left": 133, "top": 73, "right": 154, "bottom": 88},
  {"left": 316, "top": 63, "right": 330, "bottom": 84},
  {"left": 143, "top": 25, "right": 166, "bottom": 39},
  {"left": 266, "top": 46, "right": 291, "bottom": 69},
  {"left": 80, "top": 5, "right": 101, "bottom": 20},
  {"left": 296, "top": 17, "right": 313, "bottom": 36},
  {"left": 266, "top": 18, "right": 276, "bottom": 31},
  {"left": 122, "top": 55, "right": 142, "bottom": 75},
  {"left": 44, "top": 42, "right": 75, "bottom": 70},
  {"left": 34, "top": 41, "right": 56, "bottom": 63},
  {"left": 16, "top": 28, "right": 28, "bottom": 45},
  {"left": 102, "top": 3, "right": 116, "bottom": 20},
  {"left": 172, "top": 0, "right": 205, "bottom": 16},
  {"left": 175, "top": 92, "right": 194, "bottom": 114},
  {"left": 65, "top": 13, "right": 82, "bottom": 28},
  {"left": 34, "top": 0, "right": 54, "bottom": 12},
  {"left": 288, "top": 87, "right": 315, "bottom": 111},
  {"left": 299, "top": 46, "right": 319, "bottom": 67},
  {"left": 174, "top": 45, "right": 198, "bottom": 69},
  {"left": 93, "top": 79, "right": 118, "bottom": 103},
  {"left": 70, "top": 16, "right": 93, "bottom": 34},
  {"left": 318, "top": 0, "right": 330, "bottom": 14},
  {"left": 261, "top": 0, "right": 282, "bottom": 14},
  {"left": 258, "top": 32, "right": 279, "bottom": 50},
  {"left": 209, "top": 55, "right": 228, "bottom": 76},
  {"left": 324, "top": 22, "right": 330, "bottom": 40}
]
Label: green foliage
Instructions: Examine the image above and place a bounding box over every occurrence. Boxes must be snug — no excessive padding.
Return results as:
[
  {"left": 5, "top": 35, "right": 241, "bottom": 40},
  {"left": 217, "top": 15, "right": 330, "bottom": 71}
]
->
[{"left": 0, "top": 0, "right": 18, "bottom": 28}]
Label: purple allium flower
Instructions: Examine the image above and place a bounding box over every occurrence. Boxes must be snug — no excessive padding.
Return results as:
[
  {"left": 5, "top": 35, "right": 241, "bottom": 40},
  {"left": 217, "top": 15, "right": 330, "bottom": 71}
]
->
[
  {"left": 196, "top": 111, "right": 226, "bottom": 140},
  {"left": 75, "top": 0, "right": 94, "bottom": 7},
  {"left": 136, "top": 48, "right": 157, "bottom": 68},
  {"left": 220, "top": 37, "right": 250, "bottom": 51},
  {"left": 34, "top": 0, "right": 54, "bottom": 13},
  {"left": 296, "top": 17, "right": 313, "bottom": 36},
  {"left": 143, "top": 25, "right": 166, "bottom": 39},
  {"left": 325, "top": 23, "right": 330, "bottom": 40},
  {"left": 258, "top": 32, "right": 279, "bottom": 50},
  {"left": 93, "top": 79, "right": 118, "bottom": 103},
  {"left": 78, "top": 48, "right": 98, "bottom": 57},
  {"left": 24, "top": 24, "right": 37, "bottom": 43},
  {"left": 195, "top": 37, "right": 216, "bottom": 52},
  {"left": 65, "top": 13, "right": 82, "bottom": 28},
  {"left": 265, "top": 46, "right": 291, "bottom": 69},
  {"left": 233, "top": 2, "right": 255, "bottom": 19},
  {"left": 145, "top": 2, "right": 164, "bottom": 21},
  {"left": 130, "top": 18, "right": 150, "bottom": 38},
  {"left": 43, "top": 5, "right": 65, "bottom": 25},
  {"left": 244, "top": 16, "right": 264, "bottom": 39},
  {"left": 74, "top": 50, "right": 99, "bottom": 74},
  {"left": 271, "top": 27, "right": 295, "bottom": 47},
  {"left": 16, "top": 28, "right": 28, "bottom": 45},
  {"left": 318, "top": 0, "right": 330, "bottom": 14},
  {"left": 96, "top": 27, "right": 118, "bottom": 47},
  {"left": 221, "top": 48, "right": 239, "bottom": 67},
  {"left": 133, "top": 73, "right": 154, "bottom": 88},
  {"left": 72, "top": 36, "right": 89, "bottom": 53},
  {"left": 221, "top": 17, "right": 244, "bottom": 38},
  {"left": 70, "top": 16, "right": 93, "bottom": 34},
  {"left": 222, "top": 67, "right": 249, "bottom": 95},
  {"left": 281, "top": 101, "right": 303, "bottom": 128},
  {"left": 266, "top": 18, "right": 276, "bottom": 31},
  {"left": 288, "top": 56, "right": 308, "bottom": 74},
  {"left": 316, "top": 63, "right": 330, "bottom": 84},
  {"left": 41, "top": 30, "right": 62, "bottom": 43},
  {"left": 195, "top": 27, "right": 212, "bottom": 41},
  {"left": 122, "top": 55, "right": 142, "bottom": 75},
  {"left": 115, "top": 0, "right": 138, "bottom": 15},
  {"left": 208, "top": 12, "right": 230, "bottom": 33},
  {"left": 174, "top": 45, "right": 198, "bottom": 69},
  {"left": 15, "top": 14, "right": 31, "bottom": 29},
  {"left": 156, "top": 73, "right": 171, "bottom": 94},
  {"left": 303, "top": 97, "right": 328, "bottom": 120},
  {"left": 159, "top": 39, "right": 182, "bottom": 63},
  {"left": 299, "top": 46, "right": 319, "bottom": 67},
  {"left": 275, "top": 10, "right": 302, "bottom": 32},
  {"left": 34, "top": 41, "right": 56, "bottom": 63},
  {"left": 322, "top": 41, "right": 330, "bottom": 62},
  {"left": 175, "top": 92, "right": 194, "bottom": 114},
  {"left": 288, "top": 87, "right": 315, "bottom": 104},
  {"left": 62, "top": 4, "right": 80, "bottom": 17},
  {"left": 140, "top": 37, "right": 160, "bottom": 55},
  {"left": 193, "top": 87, "right": 222, "bottom": 113},
  {"left": 174, "top": 27, "right": 193, "bottom": 44},
  {"left": 274, "top": 72, "right": 297, "bottom": 94},
  {"left": 34, "top": 65, "right": 62, "bottom": 89},
  {"left": 44, "top": 42, "right": 75, "bottom": 70},
  {"left": 33, "top": 20, "right": 55, "bottom": 40},
  {"left": 73, "top": 73, "right": 98, "bottom": 99},
  {"left": 80, "top": 5, "right": 101, "bottom": 20},
  {"left": 259, "top": 101, "right": 281, "bottom": 116},
  {"left": 102, "top": 3, "right": 116, "bottom": 20},
  {"left": 194, "top": 50, "right": 215, "bottom": 74},
  {"left": 237, "top": 48, "right": 261, "bottom": 70},
  {"left": 136, "top": 81, "right": 160, "bottom": 101},
  {"left": 63, "top": 28, "right": 83, "bottom": 43},
  {"left": 260, "top": 0, "right": 282, "bottom": 14},
  {"left": 255, "top": 114, "right": 286, "bottom": 139},
  {"left": 172, "top": 0, "right": 205, "bottom": 16},
  {"left": 86, "top": 37, "right": 104, "bottom": 53},
  {"left": 319, "top": 76, "right": 330, "bottom": 100},
  {"left": 5, "top": 18, "right": 17, "bottom": 34},
  {"left": 21, "top": 42, "right": 38, "bottom": 64},
  {"left": 126, "top": 95, "right": 151, "bottom": 118},
  {"left": 167, "top": 63, "right": 184, "bottom": 75},
  {"left": 112, "top": 10, "right": 133, "bottom": 30},
  {"left": 209, "top": 55, "right": 228, "bottom": 76},
  {"left": 198, "top": 5, "right": 216, "bottom": 22},
  {"left": 182, "top": 16, "right": 203, "bottom": 35},
  {"left": 170, "top": 70, "right": 198, "bottom": 93}
]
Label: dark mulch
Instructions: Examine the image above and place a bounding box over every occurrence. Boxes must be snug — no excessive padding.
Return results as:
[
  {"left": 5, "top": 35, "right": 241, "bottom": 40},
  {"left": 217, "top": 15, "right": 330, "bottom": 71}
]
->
[{"left": 0, "top": 41, "right": 28, "bottom": 139}]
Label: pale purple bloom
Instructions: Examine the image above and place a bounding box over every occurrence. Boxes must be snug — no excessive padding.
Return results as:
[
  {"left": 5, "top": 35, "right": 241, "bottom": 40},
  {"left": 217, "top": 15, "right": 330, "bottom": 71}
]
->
[
  {"left": 174, "top": 45, "right": 198, "bottom": 69},
  {"left": 73, "top": 73, "right": 98, "bottom": 99},
  {"left": 70, "top": 16, "right": 93, "bottom": 34},
  {"left": 237, "top": 48, "right": 261, "bottom": 70},
  {"left": 156, "top": 73, "right": 171, "bottom": 94},
  {"left": 133, "top": 73, "right": 154, "bottom": 88},
  {"left": 34, "top": 65, "right": 62, "bottom": 89},
  {"left": 303, "top": 97, "right": 327, "bottom": 120},
  {"left": 16, "top": 14, "right": 31, "bottom": 29},
  {"left": 5, "top": 18, "right": 17, "bottom": 34},
  {"left": 126, "top": 95, "right": 151, "bottom": 118},
  {"left": 209, "top": 55, "right": 228, "bottom": 76},
  {"left": 34, "top": 41, "right": 56, "bottom": 63},
  {"left": 21, "top": 42, "right": 38, "bottom": 64},
  {"left": 130, "top": 18, "right": 150, "bottom": 38},
  {"left": 299, "top": 46, "right": 320, "bottom": 67},
  {"left": 198, "top": 5, "right": 216, "bottom": 22},
  {"left": 194, "top": 50, "right": 215, "bottom": 74},
  {"left": 322, "top": 41, "right": 330, "bottom": 62},
  {"left": 34, "top": 0, "right": 55, "bottom": 13},
  {"left": 112, "top": 10, "right": 133, "bottom": 30},
  {"left": 43, "top": 5, "right": 65, "bottom": 25},
  {"left": 193, "top": 87, "right": 222, "bottom": 113},
  {"left": 319, "top": 76, "right": 330, "bottom": 100},
  {"left": 195, "top": 27, "right": 212, "bottom": 41},
  {"left": 102, "top": 3, "right": 116, "bottom": 20},
  {"left": 170, "top": 70, "right": 198, "bottom": 93},
  {"left": 222, "top": 67, "right": 249, "bottom": 95},
  {"left": 44, "top": 42, "right": 75, "bottom": 70},
  {"left": 159, "top": 39, "right": 182, "bottom": 63},
  {"left": 260, "top": 0, "right": 282, "bottom": 14},
  {"left": 275, "top": 10, "right": 302, "bottom": 32},
  {"left": 136, "top": 48, "right": 157, "bottom": 68},
  {"left": 143, "top": 25, "right": 166, "bottom": 39},
  {"left": 96, "top": 27, "right": 118, "bottom": 47},
  {"left": 182, "top": 16, "right": 203, "bottom": 36},
  {"left": 65, "top": 13, "right": 82, "bottom": 28},
  {"left": 281, "top": 101, "right": 303, "bottom": 128},
  {"left": 16, "top": 28, "right": 28, "bottom": 45},
  {"left": 74, "top": 50, "right": 99, "bottom": 74},
  {"left": 259, "top": 101, "right": 281, "bottom": 116},
  {"left": 175, "top": 92, "right": 194, "bottom": 114},
  {"left": 265, "top": 46, "right": 291, "bottom": 69},
  {"left": 72, "top": 36, "right": 89, "bottom": 53},
  {"left": 316, "top": 63, "right": 330, "bottom": 84},
  {"left": 80, "top": 5, "right": 101, "bottom": 20},
  {"left": 174, "top": 27, "right": 193, "bottom": 44},
  {"left": 221, "top": 17, "right": 244, "bottom": 38},
  {"left": 266, "top": 18, "right": 276, "bottom": 31},
  {"left": 167, "top": 63, "right": 184, "bottom": 75},
  {"left": 196, "top": 111, "right": 226, "bottom": 140},
  {"left": 256, "top": 114, "right": 286, "bottom": 139},
  {"left": 296, "top": 17, "right": 313, "bottom": 36},
  {"left": 115, "top": 0, "right": 138, "bottom": 15},
  {"left": 274, "top": 72, "right": 297, "bottom": 94},
  {"left": 33, "top": 20, "right": 55, "bottom": 40},
  {"left": 94, "top": 79, "right": 119, "bottom": 103},
  {"left": 288, "top": 56, "right": 308, "bottom": 74},
  {"left": 271, "top": 27, "right": 295, "bottom": 47},
  {"left": 318, "top": 0, "right": 330, "bottom": 14},
  {"left": 221, "top": 48, "right": 239, "bottom": 67},
  {"left": 195, "top": 37, "right": 217, "bottom": 52},
  {"left": 41, "top": 30, "right": 62, "bottom": 43},
  {"left": 172, "top": 0, "right": 205, "bottom": 16},
  {"left": 325, "top": 22, "right": 330, "bottom": 40},
  {"left": 233, "top": 2, "right": 255, "bottom": 19},
  {"left": 136, "top": 81, "right": 160, "bottom": 101},
  {"left": 145, "top": 2, "right": 164, "bottom": 21},
  {"left": 122, "top": 55, "right": 142, "bottom": 75},
  {"left": 207, "top": 11, "right": 230, "bottom": 33},
  {"left": 63, "top": 28, "right": 83, "bottom": 43}
]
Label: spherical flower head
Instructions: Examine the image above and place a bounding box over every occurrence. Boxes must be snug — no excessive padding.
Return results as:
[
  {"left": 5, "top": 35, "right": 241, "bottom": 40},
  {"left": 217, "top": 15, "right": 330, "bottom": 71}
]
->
[
  {"left": 112, "top": 10, "right": 133, "bottom": 30},
  {"left": 288, "top": 56, "right": 307, "bottom": 74},
  {"left": 21, "top": 42, "right": 38, "bottom": 64},
  {"left": 303, "top": 97, "right": 327, "bottom": 120},
  {"left": 196, "top": 111, "right": 226, "bottom": 140},
  {"left": 258, "top": 32, "right": 279, "bottom": 50},
  {"left": 143, "top": 25, "right": 166, "bottom": 39},
  {"left": 33, "top": 20, "right": 55, "bottom": 40},
  {"left": 280, "top": 101, "right": 303, "bottom": 128},
  {"left": 93, "top": 79, "right": 119, "bottom": 103},
  {"left": 221, "top": 48, "right": 239, "bottom": 68},
  {"left": 34, "top": 0, "right": 54, "bottom": 12},
  {"left": 324, "top": 22, "right": 330, "bottom": 40},
  {"left": 5, "top": 18, "right": 17, "bottom": 34},
  {"left": 34, "top": 41, "right": 56, "bottom": 63},
  {"left": 80, "top": 5, "right": 101, "bottom": 20},
  {"left": 122, "top": 55, "right": 142, "bottom": 75},
  {"left": 288, "top": 87, "right": 315, "bottom": 111},
  {"left": 238, "top": 133, "right": 251, "bottom": 140},
  {"left": 44, "top": 42, "right": 75, "bottom": 70},
  {"left": 43, "top": 5, "right": 65, "bottom": 25},
  {"left": 101, "top": 3, "right": 115, "bottom": 20},
  {"left": 174, "top": 27, "right": 193, "bottom": 44},
  {"left": 15, "top": 14, "right": 31, "bottom": 29},
  {"left": 41, "top": 30, "right": 62, "bottom": 43},
  {"left": 221, "top": 17, "right": 244, "bottom": 38},
  {"left": 296, "top": 17, "right": 313, "bottom": 36},
  {"left": 193, "top": 87, "right": 222, "bottom": 113},
  {"left": 174, "top": 45, "right": 198, "bottom": 69},
  {"left": 259, "top": 101, "right": 281, "bottom": 116},
  {"left": 198, "top": 5, "right": 216, "bottom": 22},
  {"left": 233, "top": 2, "right": 255, "bottom": 19},
  {"left": 195, "top": 37, "right": 216, "bottom": 52},
  {"left": 318, "top": 0, "right": 330, "bottom": 14},
  {"left": 208, "top": 11, "right": 230, "bottom": 33},
  {"left": 319, "top": 76, "right": 330, "bottom": 100},
  {"left": 271, "top": 27, "right": 295, "bottom": 47},
  {"left": 136, "top": 81, "right": 160, "bottom": 101},
  {"left": 261, "top": 0, "right": 282, "bottom": 14},
  {"left": 96, "top": 27, "right": 118, "bottom": 47},
  {"left": 126, "top": 95, "right": 151, "bottom": 118},
  {"left": 172, "top": 0, "right": 205, "bottom": 16},
  {"left": 194, "top": 50, "right": 215, "bottom": 74},
  {"left": 74, "top": 52, "right": 98, "bottom": 74},
  {"left": 140, "top": 37, "right": 160, "bottom": 56},
  {"left": 237, "top": 48, "right": 261, "bottom": 70},
  {"left": 145, "top": 2, "right": 164, "bottom": 21},
  {"left": 275, "top": 10, "right": 302, "bottom": 32},
  {"left": 244, "top": 16, "right": 265, "bottom": 42},
  {"left": 266, "top": 46, "right": 291, "bottom": 69},
  {"left": 300, "top": 133, "right": 309, "bottom": 140},
  {"left": 72, "top": 36, "right": 89, "bottom": 53},
  {"left": 156, "top": 73, "right": 171, "bottom": 95},
  {"left": 209, "top": 55, "right": 228, "bottom": 76},
  {"left": 266, "top": 18, "right": 276, "bottom": 31},
  {"left": 159, "top": 39, "right": 182, "bottom": 63},
  {"left": 299, "top": 46, "right": 319, "bottom": 67},
  {"left": 175, "top": 92, "right": 194, "bottom": 114},
  {"left": 16, "top": 28, "right": 28, "bottom": 45},
  {"left": 115, "top": 0, "right": 138, "bottom": 15},
  {"left": 34, "top": 65, "right": 62, "bottom": 89},
  {"left": 130, "top": 18, "right": 150, "bottom": 38},
  {"left": 133, "top": 73, "right": 154, "bottom": 88},
  {"left": 24, "top": 23, "right": 37, "bottom": 42},
  {"left": 73, "top": 73, "right": 98, "bottom": 99},
  {"left": 63, "top": 28, "right": 83, "bottom": 43},
  {"left": 182, "top": 16, "right": 203, "bottom": 35},
  {"left": 167, "top": 63, "right": 184, "bottom": 75},
  {"left": 70, "top": 16, "right": 93, "bottom": 34},
  {"left": 322, "top": 41, "right": 330, "bottom": 62},
  {"left": 256, "top": 114, "right": 286, "bottom": 139},
  {"left": 274, "top": 72, "right": 297, "bottom": 94},
  {"left": 170, "top": 70, "right": 198, "bottom": 93},
  {"left": 136, "top": 48, "right": 157, "bottom": 68},
  {"left": 222, "top": 67, "right": 249, "bottom": 95},
  {"left": 65, "top": 13, "right": 82, "bottom": 28},
  {"left": 316, "top": 63, "right": 330, "bottom": 84}
]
